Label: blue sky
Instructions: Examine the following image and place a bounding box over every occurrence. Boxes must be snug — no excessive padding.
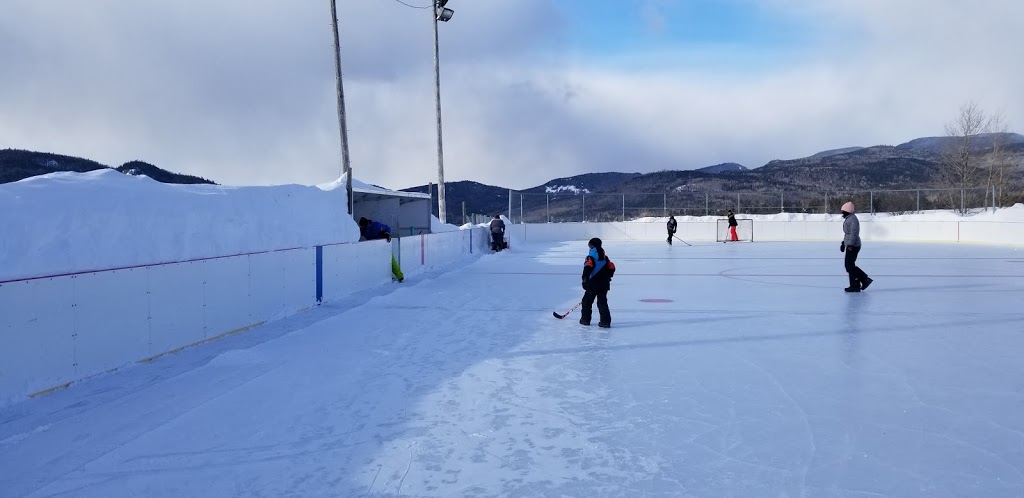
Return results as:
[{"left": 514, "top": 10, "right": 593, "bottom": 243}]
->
[
  {"left": 557, "top": 0, "right": 822, "bottom": 56},
  {"left": 1, "top": 0, "right": 1021, "bottom": 189}
]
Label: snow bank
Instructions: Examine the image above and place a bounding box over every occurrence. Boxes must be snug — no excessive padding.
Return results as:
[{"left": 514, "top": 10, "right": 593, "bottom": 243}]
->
[
  {"left": 0, "top": 170, "right": 360, "bottom": 281},
  {"left": 630, "top": 204, "right": 1024, "bottom": 224},
  {"left": 431, "top": 215, "right": 461, "bottom": 233},
  {"left": 460, "top": 214, "right": 512, "bottom": 230}
]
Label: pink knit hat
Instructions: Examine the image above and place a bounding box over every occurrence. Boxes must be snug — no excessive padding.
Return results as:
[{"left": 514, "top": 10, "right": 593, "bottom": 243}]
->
[{"left": 841, "top": 201, "right": 855, "bottom": 214}]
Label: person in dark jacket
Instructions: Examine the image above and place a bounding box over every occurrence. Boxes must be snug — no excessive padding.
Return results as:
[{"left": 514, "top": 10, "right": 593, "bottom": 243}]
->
[
  {"left": 489, "top": 215, "right": 506, "bottom": 251},
  {"left": 840, "top": 201, "right": 872, "bottom": 292},
  {"left": 358, "top": 217, "right": 392, "bottom": 242},
  {"left": 727, "top": 209, "right": 739, "bottom": 242},
  {"left": 580, "top": 237, "right": 615, "bottom": 328},
  {"left": 666, "top": 215, "right": 677, "bottom": 245}
]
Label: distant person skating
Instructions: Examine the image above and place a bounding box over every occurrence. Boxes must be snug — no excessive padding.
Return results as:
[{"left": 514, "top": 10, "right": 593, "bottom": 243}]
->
[
  {"left": 580, "top": 238, "right": 616, "bottom": 328},
  {"left": 840, "top": 202, "right": 873, "bottom": 292},
  {"left": 489, "top": 214, "right": 506, "bottom": 251},
  {"left": 727, "top": 209, "right": 739, "bottom": 242},
  {"left": 358, "top": 217, "right": 392, "bottom": 242},
  {"left": 666, "top": 215, "right": 677, "bottom": 245}
]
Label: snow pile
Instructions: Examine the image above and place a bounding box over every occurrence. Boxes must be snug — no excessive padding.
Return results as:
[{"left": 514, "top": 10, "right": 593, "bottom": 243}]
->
[
  {"left": 545, "top": 185, "right": 590, "bottom": 194},
  {"left": 462, "top": 215, "right": 511, "bottom": 230},
  {"left": 0, "top": 170, "right": 360, "bottom": 281},
  {"left": 630, "top": 204, "right": 1024, "bottom": 224},
  {"left": 349, "top": 178, "right": 388, "bottom": 193},
  {"left": 431, "top": 215, "right": 461, "bottom": 233}
]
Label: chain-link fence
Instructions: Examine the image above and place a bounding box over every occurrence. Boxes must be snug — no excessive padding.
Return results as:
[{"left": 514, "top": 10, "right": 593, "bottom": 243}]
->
[{"left": 504, "top": 187, "right": 1011, "bottom": 223}]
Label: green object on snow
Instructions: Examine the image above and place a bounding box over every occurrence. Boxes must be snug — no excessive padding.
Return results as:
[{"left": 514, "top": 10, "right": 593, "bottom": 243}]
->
[{"left": 391, "top": 255, "right": 404, "bottom": 282}]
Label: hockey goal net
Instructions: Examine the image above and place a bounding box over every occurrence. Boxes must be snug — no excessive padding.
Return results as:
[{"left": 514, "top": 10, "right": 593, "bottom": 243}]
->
[{"left": 717, "top": 218, "right": 754, "bottom": 242}]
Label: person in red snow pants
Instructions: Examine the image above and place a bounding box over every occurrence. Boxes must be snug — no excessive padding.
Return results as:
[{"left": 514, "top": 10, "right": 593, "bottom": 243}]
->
[{"left": 728, "top": 210, "right": 739, "bottom": 241}]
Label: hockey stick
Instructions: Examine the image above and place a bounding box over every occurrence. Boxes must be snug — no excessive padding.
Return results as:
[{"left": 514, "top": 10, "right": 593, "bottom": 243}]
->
[
  {"left": 672, "top": 234, "right": 692, "bottom": 246},
  {"left": 553, "top": 302, "right": 582, "bottom": 319}
]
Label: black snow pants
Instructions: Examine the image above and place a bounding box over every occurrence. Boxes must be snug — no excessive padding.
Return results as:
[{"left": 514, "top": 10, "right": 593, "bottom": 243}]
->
[
  {"left": 581, "top": 289, "right": 611, "bottom": 325},
  {"left": 844, "top": 245, "right": 869, "bottom": 288}
]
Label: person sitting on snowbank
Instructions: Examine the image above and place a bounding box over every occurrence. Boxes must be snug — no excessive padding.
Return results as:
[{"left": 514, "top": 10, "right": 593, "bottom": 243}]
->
[
  {"left": 359, "top": 217, "right": 392, "bottom": 242},
  {"left": 580, "top": 237, "right": 616, "bottom": 328}
]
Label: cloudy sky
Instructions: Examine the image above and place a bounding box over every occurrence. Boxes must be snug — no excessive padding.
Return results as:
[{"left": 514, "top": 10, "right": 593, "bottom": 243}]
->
[{"left": 1, "top": 1, "right": 1021, "bottom": 189}]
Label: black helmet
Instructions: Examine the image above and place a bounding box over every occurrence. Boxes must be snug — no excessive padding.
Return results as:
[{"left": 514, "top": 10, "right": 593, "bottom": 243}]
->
[{"left": 588, "top": 237, "right": 602, "bottom": 248}]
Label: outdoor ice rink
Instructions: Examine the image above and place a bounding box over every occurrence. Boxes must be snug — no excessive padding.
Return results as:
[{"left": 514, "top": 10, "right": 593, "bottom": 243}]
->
[{"left": 3, "top": 240, "right": 1024, "bottom": 497}]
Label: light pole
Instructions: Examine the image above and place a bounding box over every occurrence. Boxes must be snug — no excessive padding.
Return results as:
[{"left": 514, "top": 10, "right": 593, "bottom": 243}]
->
[
  {"left": 330, "top": 0, "right": 353, "bottom": 215},
  {"left": 433, "top": 0, "right": 454, "bottom": 223}
]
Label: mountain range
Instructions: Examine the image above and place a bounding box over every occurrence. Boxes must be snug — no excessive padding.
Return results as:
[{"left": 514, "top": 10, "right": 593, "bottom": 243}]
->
[
  {"left": 402, "top": 134, "right": 1024, "bottom": 220},
  {"left": 0, "top": 149, "right": 215, "bottom": 185},
  {"left": 4, "top": 133, "right": 1023, "bottom": 219}
]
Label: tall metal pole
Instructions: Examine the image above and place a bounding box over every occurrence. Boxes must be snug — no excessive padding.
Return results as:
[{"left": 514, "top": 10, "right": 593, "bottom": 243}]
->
[
  {"left": 432, "top": 2, "right": 447, "bottom": 223},
  {"left": 330, "top": 0, "right": 353, "bottom": 215},
  {"left": 508, "top": 189, "right": 512, "bottom": 220},
  {"left": 520, "top": 194, "right": 523, "bottom": 224},
  {"left": 546, "top": 194, "right": 550, "bottom": 223}
]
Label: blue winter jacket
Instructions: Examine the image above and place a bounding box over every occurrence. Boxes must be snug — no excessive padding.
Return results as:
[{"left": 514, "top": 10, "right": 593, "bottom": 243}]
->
[{"left": 363, "top": 221, "right": 391, "bottom": 240}]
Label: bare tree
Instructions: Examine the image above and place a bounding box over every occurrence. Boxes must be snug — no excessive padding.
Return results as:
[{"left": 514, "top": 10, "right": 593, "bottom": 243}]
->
[
  {"left": 940, "top": 102, "right": 990, "bottom": 214},
  {"left": 984, "top": 111, "right": 1011, "bottom": 207}
]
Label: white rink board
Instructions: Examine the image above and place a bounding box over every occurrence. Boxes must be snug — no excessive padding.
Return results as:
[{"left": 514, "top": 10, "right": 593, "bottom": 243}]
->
[
  {"left": 353, "top": 240, "right": 392, "bottom": 290},
  {"left": 515, "top": 220, "right": 1024, "bottom": 245},
  {"left": 71, "top": 269, "right": 151, "bottom": 380},
  {"left": 148, "top": 261, "right": 206, "bottom": 356},
  {"left": 248, "top": 250, "right": 292, "bottom": 323},
  {"left": 281, "top": 248, "right": 315, "bottom": 312},
  {"left": 959, "top": 221, "right": 1024, "bottom": 245},
  {"left": 202, "top": 256, "right": 254, "bottom": 338},
  {"left": 0, "top": 278, "right": 76, "bottom": 400}
]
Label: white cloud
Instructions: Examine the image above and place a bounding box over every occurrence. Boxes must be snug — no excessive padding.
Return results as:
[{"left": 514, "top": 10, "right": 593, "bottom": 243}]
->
[{"left": 1, "top": 0, "right": 1020, "bottom": 190}]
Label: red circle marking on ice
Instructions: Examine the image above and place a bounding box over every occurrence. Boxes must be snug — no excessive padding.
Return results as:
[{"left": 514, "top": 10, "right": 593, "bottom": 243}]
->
[{"left": 639, "top": 298, "right": 673, "bottom": 303}]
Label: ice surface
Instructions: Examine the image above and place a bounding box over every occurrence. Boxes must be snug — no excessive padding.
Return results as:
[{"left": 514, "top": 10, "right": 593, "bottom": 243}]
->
[{"left": 2, "top": 241, "right": 1023, "bottom": 497}]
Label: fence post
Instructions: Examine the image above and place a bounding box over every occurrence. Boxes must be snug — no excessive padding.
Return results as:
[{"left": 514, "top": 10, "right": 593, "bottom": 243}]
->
[
  {"left": 546, "top": 194, "right": 550, "bottom": 223},
  {"left": 736, "top": 193, "right": 741, "bottom": 214},
  {"left": 705, "top": 192, "right": 709, "bottom": 216},
  {"left": 462, "top": 201, "right": 466, "bottom": 225},
  {"left": 780, "top": 192, "right": 785, "bottom": 213},
  {"left": 582, "top": 194, "right": 586, "bottom": 222},
  {"left": 961, "top": 188, "right": 965, "bottom": 215},
  {"left": 992, "top": 185, "right": 997, "bottom": 212},
  {"left": 917, "top": 190, "right": 920, "bottom": 212},
  {"left": 870, "top": 191, "right": 874, "bottom": 215},
  {"left": 663, "top": 193, "right": 667, "bottom": 217},
  {"left": 508, "top": 190, "right": 512, "bottom": 221},
  {"left": 520, "top": 194, "right": 524, "bottom": 224},
  {"left": 622, "top": 194, "right": 625, "bottom": 222}
]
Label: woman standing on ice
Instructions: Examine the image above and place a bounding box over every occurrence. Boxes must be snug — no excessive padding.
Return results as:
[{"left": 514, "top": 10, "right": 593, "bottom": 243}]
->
[
  {"left": 840, "top": 201, "right": 873, "bottom": 292},
  {"left": 580, "top": 238, "right": 615, "bottom": 328}
]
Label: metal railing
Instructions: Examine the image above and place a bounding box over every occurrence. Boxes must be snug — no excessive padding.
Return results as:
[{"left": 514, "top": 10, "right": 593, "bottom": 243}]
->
[{"left": 505, "top": 186, "right": 1018, "bottom": 224}]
